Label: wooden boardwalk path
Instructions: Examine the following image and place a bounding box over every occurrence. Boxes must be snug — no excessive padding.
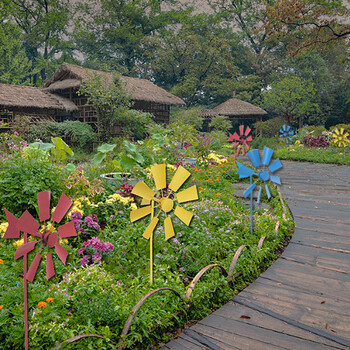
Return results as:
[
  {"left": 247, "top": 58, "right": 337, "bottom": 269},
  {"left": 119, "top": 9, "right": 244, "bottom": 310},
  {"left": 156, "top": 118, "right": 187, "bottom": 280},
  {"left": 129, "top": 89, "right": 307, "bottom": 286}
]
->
[{"left": 163, "top": 161, "right": 350, "bottom": 350}]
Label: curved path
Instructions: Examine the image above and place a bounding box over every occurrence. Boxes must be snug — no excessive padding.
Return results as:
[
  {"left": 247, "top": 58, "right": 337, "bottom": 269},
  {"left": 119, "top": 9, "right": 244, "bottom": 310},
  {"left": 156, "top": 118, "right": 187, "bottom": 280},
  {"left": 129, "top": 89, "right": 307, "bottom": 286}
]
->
[{"left": 163, "top": 161, "right": 350, "bottom": 350}]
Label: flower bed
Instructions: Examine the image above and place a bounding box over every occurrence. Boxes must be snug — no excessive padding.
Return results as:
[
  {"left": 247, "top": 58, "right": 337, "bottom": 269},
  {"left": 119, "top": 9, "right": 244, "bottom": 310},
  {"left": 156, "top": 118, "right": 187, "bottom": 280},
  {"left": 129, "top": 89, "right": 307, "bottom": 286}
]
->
[{"left": 0, "top": 156, "right": 293, "bottom": 349}]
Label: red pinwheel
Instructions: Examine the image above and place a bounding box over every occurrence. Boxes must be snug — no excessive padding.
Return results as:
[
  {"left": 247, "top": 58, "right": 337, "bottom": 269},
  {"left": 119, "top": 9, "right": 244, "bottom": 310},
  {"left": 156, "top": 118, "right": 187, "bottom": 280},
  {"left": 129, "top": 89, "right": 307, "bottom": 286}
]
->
[
  {"left": 4, "top": 191, "right": 76, "bottom": 282},
  {"left": 228, "top": 125, "right": 253, "bottom": 156}
]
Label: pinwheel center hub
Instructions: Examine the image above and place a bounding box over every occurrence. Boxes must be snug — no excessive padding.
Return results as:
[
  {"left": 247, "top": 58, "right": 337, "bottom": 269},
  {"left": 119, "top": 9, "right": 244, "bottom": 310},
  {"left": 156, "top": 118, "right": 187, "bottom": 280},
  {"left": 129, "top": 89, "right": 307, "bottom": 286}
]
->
[
  {"left": 258, "top": 171, "right": 269, "bottom": 181},
  {"left": 159, "top": 197, "right": 174, "bottom": 213}
]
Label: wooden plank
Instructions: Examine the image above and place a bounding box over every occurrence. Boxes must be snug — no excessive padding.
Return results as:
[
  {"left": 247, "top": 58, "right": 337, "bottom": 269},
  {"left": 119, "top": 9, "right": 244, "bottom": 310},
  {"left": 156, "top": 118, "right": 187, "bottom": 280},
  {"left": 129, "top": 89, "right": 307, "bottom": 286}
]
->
[
  {"left": 281, "top": 242, "right": 350, "bottom": 272},
  {"left": 259, "top": 259, "right": 350, "bottom": 302},
  {"left": 182, "top": 332, "right": 238, "bottom": 350},
  {"left": 164, "top": 335, "right": 203, "bottom": 350},
  {"left": 291, "top": 228, "right": 350, "bottom": 251},
  {"left": 215, "top": 301, "right": 348, "bottom": 349},
  {"left": 195, "top": 314, "right": 341, "bottom": 350},
  {"left": 241, "top": 282, "right": 350, "bottom": 337},
  {"left": 294, "top": 218, "right": 350, "bottom": 236}
]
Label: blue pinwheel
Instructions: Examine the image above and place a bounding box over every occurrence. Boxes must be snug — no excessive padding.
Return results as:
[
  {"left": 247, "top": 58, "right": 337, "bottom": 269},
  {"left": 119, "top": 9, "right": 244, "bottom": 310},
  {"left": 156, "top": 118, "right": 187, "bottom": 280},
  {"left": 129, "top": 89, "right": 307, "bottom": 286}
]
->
[
  {"left": 279, "top": 125, "right": 294, "bottom": 144},
  {"left": 237, "top": 147, "right": 283, "bottom": 203},
  {"left": 236, "top": 147, "right": 283, "bottom": 235}
]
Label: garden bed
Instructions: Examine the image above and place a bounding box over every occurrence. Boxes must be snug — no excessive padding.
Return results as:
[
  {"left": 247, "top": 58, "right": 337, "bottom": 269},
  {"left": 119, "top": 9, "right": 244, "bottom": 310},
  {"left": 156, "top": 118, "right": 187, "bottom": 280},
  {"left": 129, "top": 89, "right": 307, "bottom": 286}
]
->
[{"left": 0, "top": 153, "right": 294, "bottom": 349}]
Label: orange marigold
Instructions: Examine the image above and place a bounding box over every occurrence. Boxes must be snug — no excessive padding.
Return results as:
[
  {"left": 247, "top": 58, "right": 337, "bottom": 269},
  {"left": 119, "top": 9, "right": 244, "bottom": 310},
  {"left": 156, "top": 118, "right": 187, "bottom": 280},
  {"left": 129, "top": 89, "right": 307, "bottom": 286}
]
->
[
  {"left": 216, "top": 193, "right": 221, "bottom": 196},
  {"left": 38, "top": 301, "right": 47, "bottom": 308},
  {"left": 46, "top": 297, "right": 54, "bottom": 303},
  {"left": 0, "top": 259, "right": 3, "bottom": 265},
  {"left": 0, "top": 305, "right": 3, "bottom": 310}
]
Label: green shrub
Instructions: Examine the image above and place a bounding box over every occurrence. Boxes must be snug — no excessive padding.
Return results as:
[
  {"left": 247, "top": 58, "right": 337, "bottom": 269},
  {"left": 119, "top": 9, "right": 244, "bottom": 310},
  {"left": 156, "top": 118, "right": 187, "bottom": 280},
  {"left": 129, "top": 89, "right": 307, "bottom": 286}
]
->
[
  {"left": 332, "top": 123, "right": 350, "bottom": 133},
  {"left": 0, "top": 147, "right": 64, "bottom": 217},
  {"left": 27, "top": 121, "right": 97, "bottom": 152},
  {"left": 254, "top": 117, "right": 284, "bottom": 138},
  {"left": 251, "top": 136, "right": 281, "bottom": 150},
  {"left": 170, "top": 107, "right": 203, "bottom": 130}
]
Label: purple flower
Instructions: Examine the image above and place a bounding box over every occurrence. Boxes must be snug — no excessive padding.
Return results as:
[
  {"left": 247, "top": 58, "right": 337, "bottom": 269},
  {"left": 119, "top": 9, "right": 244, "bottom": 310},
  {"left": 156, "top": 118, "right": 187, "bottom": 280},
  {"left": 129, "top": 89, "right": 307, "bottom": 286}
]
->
[
  {"left": 179, "top": 267, "right": 185, "bottom": 272},
  {"left": 80, "top": 255, "right": 89, "bottom": 267},
  {"left": 92, "top": 252, "right": 102, "bottom": 263},
  {"left": 77, "top": 247, "right": 85, "bottom": 255}
]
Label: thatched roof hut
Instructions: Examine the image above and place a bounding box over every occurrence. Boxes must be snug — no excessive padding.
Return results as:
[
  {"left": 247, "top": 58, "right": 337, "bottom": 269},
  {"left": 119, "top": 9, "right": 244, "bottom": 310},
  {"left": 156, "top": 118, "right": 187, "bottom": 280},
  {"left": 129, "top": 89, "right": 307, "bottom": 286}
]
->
[
  {"left": 43, "top": 63, "right": 185, "bottom": 131},
  {"left": 0, "top": 83, "right": 78, "bottom": 128},
  {"left": 201, "top": 93, "right": 267, "bottom": 136},
  {"left": 0, "top": 83, "right": 77, "bottom": 112},
  {"left": 44, "top": 63, "right": 185, "bottom": 106}
]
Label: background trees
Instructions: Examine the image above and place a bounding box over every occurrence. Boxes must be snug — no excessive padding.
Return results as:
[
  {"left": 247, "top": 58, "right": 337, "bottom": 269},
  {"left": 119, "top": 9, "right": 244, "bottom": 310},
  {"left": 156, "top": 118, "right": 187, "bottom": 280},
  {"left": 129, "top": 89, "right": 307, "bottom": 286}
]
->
[{"left": 0, "top": 0, "right": 349, "bottom": 126}]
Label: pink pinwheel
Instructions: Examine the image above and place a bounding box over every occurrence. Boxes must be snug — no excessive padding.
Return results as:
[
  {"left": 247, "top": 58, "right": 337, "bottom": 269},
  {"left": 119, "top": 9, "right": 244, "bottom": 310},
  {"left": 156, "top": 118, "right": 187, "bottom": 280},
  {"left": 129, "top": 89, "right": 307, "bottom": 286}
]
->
[
  {"left": 228, "top": 125, "right": 253, "bottom": 156},
  {"left": 4, "top": 191, "right": 76, "bottom": 281},
  {"left": 3, "top": 191, "right": 76, "bottom": 350}
]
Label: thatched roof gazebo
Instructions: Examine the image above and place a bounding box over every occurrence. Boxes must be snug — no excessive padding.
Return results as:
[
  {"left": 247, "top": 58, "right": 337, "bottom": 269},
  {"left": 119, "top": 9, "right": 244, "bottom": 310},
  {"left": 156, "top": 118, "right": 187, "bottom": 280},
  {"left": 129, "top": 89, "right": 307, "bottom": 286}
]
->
[
  {"left": 44, "top": 63, "right": 185, "bottom": 130},
  {"left": 201, "top": 93, "right": 267, "bottom": 136},
  {"left": 0, "top": 83, "right": 78, "bottom": 129}
]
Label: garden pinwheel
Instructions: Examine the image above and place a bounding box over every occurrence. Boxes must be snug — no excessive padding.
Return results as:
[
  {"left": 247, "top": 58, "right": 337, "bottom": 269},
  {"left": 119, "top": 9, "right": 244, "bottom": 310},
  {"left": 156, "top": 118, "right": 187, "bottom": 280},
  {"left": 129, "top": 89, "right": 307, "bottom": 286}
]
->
[
  {"left": 130, "top": 164, "right": 198, "bottom": 284},
  {"left": 228, "top": 125, "right": 253, "bottom": 156},
  {"left": 279, "top": 125, "right": 294, "bottom": 144},
  {"left": 331, "top": 128, "right": 350, "bottom": 149},
  {"left": 236, "top": 147, "right": 283, "bottom": 234},
  {"left": 3, "top": 191, "right": 76, "bottom": 350}
]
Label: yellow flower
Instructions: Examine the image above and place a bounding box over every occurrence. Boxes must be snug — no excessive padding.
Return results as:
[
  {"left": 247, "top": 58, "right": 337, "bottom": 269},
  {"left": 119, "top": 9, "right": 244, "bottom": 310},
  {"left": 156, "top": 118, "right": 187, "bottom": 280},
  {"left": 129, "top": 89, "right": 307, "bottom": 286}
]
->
[
  {"left": 38, "top": 301, "right": 47, "bottom": 308},
  {"left": 59, "top": 239, "right": 69, "bottom": 245},
  {"left": 13, "top": 239, "right": 24, "bottom": 248},
  {"left": 0, "top": 259, "right": 3, "bottom": 265},
  {"left": 46, "top": 297, "right": 54, "bottom": 303},
  {"left": 130, "top": 203, "right": 137, "bottom": 210},
  {"left": 0, "top": 222, "right": 9, "bottom": 238}
]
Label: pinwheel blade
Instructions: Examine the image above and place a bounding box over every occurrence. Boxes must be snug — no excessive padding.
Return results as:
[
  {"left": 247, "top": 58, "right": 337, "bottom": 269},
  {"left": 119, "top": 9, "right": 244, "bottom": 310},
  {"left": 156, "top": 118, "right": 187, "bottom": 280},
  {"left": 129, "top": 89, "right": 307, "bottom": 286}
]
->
[
  {"left": 169, "top": 165, "right": 190, "bottom": 192},
  {"left": 265, "top": 184, "right": 271, "bottom": 199},
  {"left": 174, "top": 206, "right": 193, "bottom": 226},
  {"left": 130, "top": 205, "right": 152, "bottom": 222},
  {"left": 142, "top": 217, "right": 159, "bottom": 240},
  {"left": 3, "top": 209, "right": 20, "bottom": 239},
  {"left": 19, "top": 211, "right": 40, "bottom": 237},
  {"left": 14, "top": 241, "right": 38, "bottom": 260},
  {"left": 239, "top": 125, "right": 244, "bottom": 136},
  {"left": 57, "top": 221, "right": 77, "bottom": 238},
  {"left": 231, "top": 132, "right": 240, "bottom": 141},
  {"left": 177, "top": 185, "right": 198, "bottom": 203},
  {"left": 55, "top": 243, "right": 69, "bottom": 265},
  {"left": 237, "top": 162, "right": 255, "bottom": 178},
  {"left": 151, "top": 164, "right": 166, "bottom": 190},
  {"left": 248, "top": 149, "right": 261, "bottom": 168},
  {"left": 228, "top": 132, "right": 235, "bottom": 142},
  {"left": 131, "top": 182, "right": 156, "bottom": 200},
  {"left": 246, "top": 136, "right": 253, "bottom": 142},
  {"left": 283, "top": 125, "right": 287, "bottom": 131},
  {"left": 257, "top": 186, "right": 262, "bottom": 204},
  {"left": 244, "top": 126, "right": 251, "bottom": 137},
  {"left": 244, "top": 183, "right": 256, "bottom": 198},
  {"left": 51, "top": 193, "right": 72, "bottom": 224},
  {"left": 37, "top": 191, "right": 51, "bottom": 222},
  {"left": 262, "top": 147, "right": 274, "bottom": 166},
  {"left": 46, "top": 252, "right": 55, "bottom": 280},
  {"left": 242, "top": 147, "right": 246, "bottom": 156},
  {"left": 268, "top": 158, "right": 283, "bottom": 173},
  {"left": 141, "top": 198, "right": 150, "bottom": 206},
  {"left": 47, "top": 232, "right": 58, "bottom": 248},
  {"left": 270, "top": 175, "right": 281, "bottom": 185},
  {"left": 289, "top": 130, "right": 294, "bottom": 136},
  {"left": 164, "top": 216, "right": 175, "bottom": 240},
  {"left": 27, "top": 253, "right": 42, "bottom": 283}
]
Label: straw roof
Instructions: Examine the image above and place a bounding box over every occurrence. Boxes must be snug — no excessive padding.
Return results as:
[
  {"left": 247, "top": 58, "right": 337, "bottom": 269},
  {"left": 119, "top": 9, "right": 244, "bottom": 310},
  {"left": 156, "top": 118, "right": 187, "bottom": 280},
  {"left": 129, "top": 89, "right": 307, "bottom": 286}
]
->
[
  {"left": 0, "top": 83, "right": 78, "bottom": 112},
  {"left": 44, "top": 63, "right": 185, "bottom": 106},
  {"left": 202, "top": 97, "right": 267, "bottom": 118}
]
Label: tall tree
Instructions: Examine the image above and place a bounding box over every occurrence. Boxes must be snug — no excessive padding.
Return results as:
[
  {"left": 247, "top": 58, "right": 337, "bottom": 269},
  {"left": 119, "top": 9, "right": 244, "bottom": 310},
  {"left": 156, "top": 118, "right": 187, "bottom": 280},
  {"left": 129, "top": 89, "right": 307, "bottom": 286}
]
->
[
  {"left": 146, "top": 13, "right": 261, "bottom": 106},
  {"left": 262, "top": 75, "right": 319, "bottom": 128},
  {"left": 73, "top": 0, "right": 181, "bottom": 74},
  {"left": 263, "top": 0, "right": 350, "bottom": 56},
  {"left": 4, "top": 0, "right": 74, "bottom": 85},
  {"left": 0, "top": 22, "right": 33, "bottom": 85}
]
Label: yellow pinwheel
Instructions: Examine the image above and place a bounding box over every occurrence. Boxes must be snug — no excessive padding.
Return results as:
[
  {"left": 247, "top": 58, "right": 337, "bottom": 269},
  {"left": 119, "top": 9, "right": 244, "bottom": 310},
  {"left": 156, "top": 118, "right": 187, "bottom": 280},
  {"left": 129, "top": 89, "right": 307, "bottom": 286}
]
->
[
  {"left": 331, "top": 128, "right": 350, "bottom": 148},
  {"left": 130, "top": 164, "right": 198, "bottom": 284}
]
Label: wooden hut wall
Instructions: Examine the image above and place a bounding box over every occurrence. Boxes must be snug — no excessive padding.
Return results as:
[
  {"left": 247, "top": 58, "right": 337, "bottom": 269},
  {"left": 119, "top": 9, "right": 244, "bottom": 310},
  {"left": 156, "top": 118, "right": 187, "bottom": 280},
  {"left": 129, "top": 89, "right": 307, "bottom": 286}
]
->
[{"left": 132, "top": 100, "right": 170, "bottom": 124}]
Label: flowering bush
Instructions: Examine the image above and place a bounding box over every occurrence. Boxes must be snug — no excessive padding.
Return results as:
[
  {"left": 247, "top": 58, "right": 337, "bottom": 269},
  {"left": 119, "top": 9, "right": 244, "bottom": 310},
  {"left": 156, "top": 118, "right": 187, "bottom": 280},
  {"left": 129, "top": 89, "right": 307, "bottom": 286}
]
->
[
  {"left": 71, "top": 211, "right": 101, "bottom": 240},
  {"left": 0, "top": 132, "right": 28, "bottom": 161},
  {"left": 77, "top": 237, "right": 114, "bottom": 266},
  {"left": 64, "top": 167, "right": 104, "bottom": 199},
  {"left": 302, "top": 134, "right": 330, "bottom": 147}
]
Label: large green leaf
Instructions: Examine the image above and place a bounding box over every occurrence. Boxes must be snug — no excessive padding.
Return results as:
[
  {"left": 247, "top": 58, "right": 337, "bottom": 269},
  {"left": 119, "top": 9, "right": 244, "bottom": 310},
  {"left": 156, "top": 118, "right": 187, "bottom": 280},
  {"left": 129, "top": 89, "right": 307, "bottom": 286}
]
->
[
  {"left": 120, "top": 154, "right": 136, "bottom": 170},
  {"left": 29, "top": 142, "right": 54, "bottom": 151},
  {"left": 92, "top": 152, "right": 107, "bottom": 166},
  {"left": 97, "top": 143, "right": 116, "bottom": 153}
]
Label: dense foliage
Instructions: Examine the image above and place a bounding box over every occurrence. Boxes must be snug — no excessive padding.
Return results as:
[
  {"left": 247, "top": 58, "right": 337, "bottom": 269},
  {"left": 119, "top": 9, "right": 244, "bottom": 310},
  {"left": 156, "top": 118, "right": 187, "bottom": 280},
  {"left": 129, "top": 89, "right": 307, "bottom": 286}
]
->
[{"left": 0, "top": 127, "right": 294, "bottom": 349}]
